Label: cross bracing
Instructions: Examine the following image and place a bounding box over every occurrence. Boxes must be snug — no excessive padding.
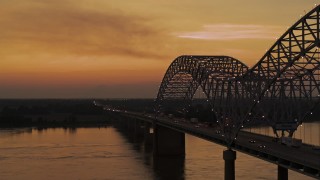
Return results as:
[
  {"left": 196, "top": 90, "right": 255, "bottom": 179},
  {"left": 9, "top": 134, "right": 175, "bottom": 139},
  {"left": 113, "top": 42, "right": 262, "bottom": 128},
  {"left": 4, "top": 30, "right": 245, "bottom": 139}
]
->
[{"left": 155, "top": 5, "right": 320, "bottom": 146}]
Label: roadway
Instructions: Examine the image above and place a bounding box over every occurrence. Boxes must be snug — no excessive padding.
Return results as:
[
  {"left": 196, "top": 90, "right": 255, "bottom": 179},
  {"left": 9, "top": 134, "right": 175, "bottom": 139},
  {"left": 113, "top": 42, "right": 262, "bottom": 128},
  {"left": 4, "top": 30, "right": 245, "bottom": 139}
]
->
[{"left": 114, "top": 110, "right": 320, "bottom": 179}]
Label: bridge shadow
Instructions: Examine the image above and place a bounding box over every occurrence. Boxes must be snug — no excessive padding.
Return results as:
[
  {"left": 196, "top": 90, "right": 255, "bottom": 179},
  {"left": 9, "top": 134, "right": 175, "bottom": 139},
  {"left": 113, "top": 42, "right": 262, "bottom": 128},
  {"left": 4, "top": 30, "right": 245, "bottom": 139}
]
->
[
  {"left": 113, "top": 121, "right": 186, "bottom": 180},
  {"left": 153, "top": 156, "right": 185, "bottom": 180}
]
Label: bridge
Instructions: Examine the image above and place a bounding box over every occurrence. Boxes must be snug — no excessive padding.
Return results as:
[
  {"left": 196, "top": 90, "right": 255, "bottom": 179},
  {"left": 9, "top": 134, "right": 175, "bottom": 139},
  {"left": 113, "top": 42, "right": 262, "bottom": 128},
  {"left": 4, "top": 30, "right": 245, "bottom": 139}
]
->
[
  {"left": 105, "top": 5, "right": 320, "bottom": 180},
  {"left": 111, "top": 111, "right": 320, "bottom": 179}
]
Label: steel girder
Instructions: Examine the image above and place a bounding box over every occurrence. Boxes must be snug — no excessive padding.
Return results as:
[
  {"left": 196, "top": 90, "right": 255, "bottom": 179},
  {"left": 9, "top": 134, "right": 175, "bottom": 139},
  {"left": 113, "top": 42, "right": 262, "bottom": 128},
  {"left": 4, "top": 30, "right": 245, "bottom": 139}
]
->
[
  {"left": 155, "top": 56, "right": 249, "bottom": 144},
  {"left": 246, "top": 5, "right": 320, "bottom": 136},
  {"left": 155, "top": 5, "right": 320, "bottom": 146}
]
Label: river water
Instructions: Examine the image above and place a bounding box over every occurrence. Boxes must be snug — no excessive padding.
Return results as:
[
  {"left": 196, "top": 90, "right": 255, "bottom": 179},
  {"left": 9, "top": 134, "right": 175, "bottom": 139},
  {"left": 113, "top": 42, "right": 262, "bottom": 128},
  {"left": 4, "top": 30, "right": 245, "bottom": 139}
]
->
[{"left": 0, "top": 125, "right": 317, "bottom": 180}]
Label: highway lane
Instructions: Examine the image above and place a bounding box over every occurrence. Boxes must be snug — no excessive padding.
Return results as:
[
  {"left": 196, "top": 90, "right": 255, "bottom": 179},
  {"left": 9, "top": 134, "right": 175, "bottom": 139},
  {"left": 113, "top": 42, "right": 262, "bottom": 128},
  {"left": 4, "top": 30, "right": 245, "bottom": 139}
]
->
[{"left": 116, "top": 111, "right": 320, "bottom": 178}]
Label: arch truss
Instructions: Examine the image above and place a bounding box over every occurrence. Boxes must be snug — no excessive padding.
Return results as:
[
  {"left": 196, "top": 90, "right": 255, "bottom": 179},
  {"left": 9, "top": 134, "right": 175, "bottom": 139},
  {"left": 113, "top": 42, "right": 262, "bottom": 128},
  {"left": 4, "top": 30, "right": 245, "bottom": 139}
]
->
[{"left": 155, "top": 5, "right": 320, "bottom": 145}]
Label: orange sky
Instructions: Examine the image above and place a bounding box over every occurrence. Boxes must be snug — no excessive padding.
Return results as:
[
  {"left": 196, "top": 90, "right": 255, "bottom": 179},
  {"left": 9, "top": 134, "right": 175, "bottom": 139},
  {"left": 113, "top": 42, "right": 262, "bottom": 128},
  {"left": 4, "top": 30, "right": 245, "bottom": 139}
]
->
[{"left": 0, "top": 0, "right": 318, "bottom": 98}]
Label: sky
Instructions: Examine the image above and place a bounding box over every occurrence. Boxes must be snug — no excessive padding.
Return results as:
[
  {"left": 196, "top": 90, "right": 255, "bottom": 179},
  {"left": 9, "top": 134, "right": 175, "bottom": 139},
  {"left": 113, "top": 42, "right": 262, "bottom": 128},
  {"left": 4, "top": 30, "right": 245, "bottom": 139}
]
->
[{"left": 0, "top": 0, "right": 319, "bottom": 98}]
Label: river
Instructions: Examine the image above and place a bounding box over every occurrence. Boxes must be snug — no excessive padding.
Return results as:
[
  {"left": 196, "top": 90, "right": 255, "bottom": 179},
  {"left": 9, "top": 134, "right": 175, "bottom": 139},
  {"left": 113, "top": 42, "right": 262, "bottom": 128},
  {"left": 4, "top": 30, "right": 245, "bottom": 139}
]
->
[{"left": 0, "top": 124, "right": 317, "bottom": 180}]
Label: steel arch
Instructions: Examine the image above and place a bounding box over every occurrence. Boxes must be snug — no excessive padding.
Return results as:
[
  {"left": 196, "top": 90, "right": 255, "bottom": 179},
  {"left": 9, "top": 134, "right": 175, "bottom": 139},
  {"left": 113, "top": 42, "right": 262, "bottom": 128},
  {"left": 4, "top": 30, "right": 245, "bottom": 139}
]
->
[
  {"left": 155, "top": 5, "right": 320, "bottom": 146},
  {"left": 155, "top": 56, "right": 248, "bottom": 112}
]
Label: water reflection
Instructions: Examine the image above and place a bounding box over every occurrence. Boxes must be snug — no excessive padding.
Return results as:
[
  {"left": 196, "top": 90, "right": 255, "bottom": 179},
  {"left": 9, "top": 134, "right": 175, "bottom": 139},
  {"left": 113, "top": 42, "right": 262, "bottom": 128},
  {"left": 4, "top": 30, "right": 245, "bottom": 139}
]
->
[
  {"left": 114, "top": 124, "right": 186, "bottom": 180},
  {"left": 63, "top": 127, "right": 77, "bottom": 134},
  {"left": 0, "top": 127, "right": 32, "bottom": 137},
  {"left": 0, "top": 126, "right": 316, "bottom": 180},
  {"left": 35, "top": 127, "right": 78, "bottom": 135},
  {"left": 153, "top": 157, "right": 185, "bottom": 180}
]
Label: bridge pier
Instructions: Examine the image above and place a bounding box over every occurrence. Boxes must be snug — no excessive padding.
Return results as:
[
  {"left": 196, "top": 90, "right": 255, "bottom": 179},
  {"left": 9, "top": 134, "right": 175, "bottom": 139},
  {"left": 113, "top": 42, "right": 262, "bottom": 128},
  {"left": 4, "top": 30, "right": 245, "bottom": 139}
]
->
[
  {"left": 137, "top": 120, "right": 146, "bottom": 137},
  {"left": 278, "top": 165, "right": 288, "bottom": 180},
  {"left": 223, "top": 149, "right": 236, "bottom": 180},
  {"left": 121, "top": 118, "right": 146, "bottom": 142},
  {"left": 143, "top": 123, "right": 153, "bottom": 147},
  {"left": 153, "top": 123, "right": 185, "bottom": 157}
]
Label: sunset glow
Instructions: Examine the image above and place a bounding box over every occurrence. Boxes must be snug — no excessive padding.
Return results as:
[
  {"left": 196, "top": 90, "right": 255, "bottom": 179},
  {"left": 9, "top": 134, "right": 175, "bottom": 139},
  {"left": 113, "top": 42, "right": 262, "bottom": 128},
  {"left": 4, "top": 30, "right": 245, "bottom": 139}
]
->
[{"left": 0, "top": 0, "right": 318, "bottom": 98}]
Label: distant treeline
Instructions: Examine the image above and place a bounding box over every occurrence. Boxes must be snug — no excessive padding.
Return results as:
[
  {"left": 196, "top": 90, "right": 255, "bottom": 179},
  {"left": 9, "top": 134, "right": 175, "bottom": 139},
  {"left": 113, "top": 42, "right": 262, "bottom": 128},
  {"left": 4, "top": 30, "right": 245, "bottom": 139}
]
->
[
  {"left": 99, "top": 99, "right": 216, "bottom": 122},
  {"left": 102, "top": 98, "right": 320, "bottom": 124},
  {"left": 1, "top": 99, "right": 318, "bottom": 128},
  {"left": 98, "top": 99, "right": 155, "bottom": 113},
  {"left": 0, "top": 99, "right": 109, "bottom": 127}
]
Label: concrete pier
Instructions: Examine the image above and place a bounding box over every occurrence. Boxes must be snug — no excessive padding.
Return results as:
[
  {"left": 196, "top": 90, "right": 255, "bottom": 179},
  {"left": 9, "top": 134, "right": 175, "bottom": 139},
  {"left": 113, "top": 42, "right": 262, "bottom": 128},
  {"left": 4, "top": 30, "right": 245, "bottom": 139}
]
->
[
  {"left": 143, "top": 123, "right": 153, "bottom": 146},
  {"left": 153, "top": 124, "right": 185, "bottom": 157},
  {"left": 278, "top": 165, "right": 288, "bottom": 180},
  {"left": 223, "top": 149, "right": 236, "bottom": 180}
]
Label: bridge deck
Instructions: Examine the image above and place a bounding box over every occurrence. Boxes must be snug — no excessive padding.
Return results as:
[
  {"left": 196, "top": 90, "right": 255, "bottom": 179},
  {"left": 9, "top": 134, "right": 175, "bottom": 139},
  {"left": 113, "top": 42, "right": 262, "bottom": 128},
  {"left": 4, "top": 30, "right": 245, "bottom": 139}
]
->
[{"left": 117, "top": 111, "right": 320, "bottom": 179}]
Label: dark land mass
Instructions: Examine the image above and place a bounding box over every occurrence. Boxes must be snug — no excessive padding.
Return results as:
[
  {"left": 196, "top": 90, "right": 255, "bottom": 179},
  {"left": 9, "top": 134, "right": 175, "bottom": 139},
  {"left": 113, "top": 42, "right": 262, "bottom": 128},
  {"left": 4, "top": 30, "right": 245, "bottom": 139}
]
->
[
  {"left": 0, "top": 98, "right": 218, "bottom": 127},
  {"left": 0, "top": 99, "right": 110, "bottom": 128},
  {"left": 0, "top": 99, "right": 319, "bottom": 128}
]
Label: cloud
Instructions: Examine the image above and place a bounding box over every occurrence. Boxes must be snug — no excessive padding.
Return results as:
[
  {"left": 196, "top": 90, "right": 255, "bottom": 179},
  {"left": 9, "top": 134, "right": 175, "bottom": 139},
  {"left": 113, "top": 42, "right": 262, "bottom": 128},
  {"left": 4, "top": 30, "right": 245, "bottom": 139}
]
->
[
  {"left": 0, "top": 82, "right": 159, "bottom": 98},
  {"left": 0, "top": 1, "right": 169, "bottom": 59},
  {"left": 89, "top": 83, "right": 159, "bottom": 98},
  {"left": 175, "top": 24, "right": 282, "bottom": 40}
]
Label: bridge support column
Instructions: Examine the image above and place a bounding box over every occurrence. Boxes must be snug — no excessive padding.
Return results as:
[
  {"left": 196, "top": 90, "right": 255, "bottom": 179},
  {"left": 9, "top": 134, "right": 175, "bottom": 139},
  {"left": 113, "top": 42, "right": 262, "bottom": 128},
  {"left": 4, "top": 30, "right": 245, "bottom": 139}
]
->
[
  {"left": 223, "top": 149, "right": 236, "bottom": 180},
  {"left": 153, "top": 124, "right": 185, "bottom": 157},
  {"left": 144, "top": 123, "right": 153, "bottom": 146},
  {"left": 278, "top": 165, "right": 288, "bottom": 180},
  {"left": 134, "top": 120, "right": 144, "bottom": 137}
]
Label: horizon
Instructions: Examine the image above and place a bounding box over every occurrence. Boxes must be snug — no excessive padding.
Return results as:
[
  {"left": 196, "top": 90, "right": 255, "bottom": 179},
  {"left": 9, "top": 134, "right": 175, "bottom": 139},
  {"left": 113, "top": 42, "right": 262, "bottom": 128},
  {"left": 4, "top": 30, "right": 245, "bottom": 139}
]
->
[{"left": 0, "top": 0, "right": 319, "bottom": 98}]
